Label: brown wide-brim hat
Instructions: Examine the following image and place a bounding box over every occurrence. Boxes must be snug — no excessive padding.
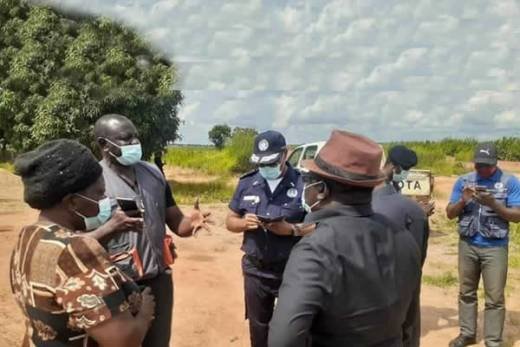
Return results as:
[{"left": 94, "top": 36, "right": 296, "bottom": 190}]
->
[{"left": 302, "top": 129, "right": 386, "bottom": 187}]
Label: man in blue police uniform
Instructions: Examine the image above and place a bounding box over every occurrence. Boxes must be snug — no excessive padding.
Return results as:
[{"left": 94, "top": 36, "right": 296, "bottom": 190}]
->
[
  {"left": 225, "top": 130, "right": 309, "bottom": 347},
  {"left": 447, "top": 142, "right": 520, "bottom": 347},
  {"left": 373, "top": 145, "right": 429, "bottom": 347}
]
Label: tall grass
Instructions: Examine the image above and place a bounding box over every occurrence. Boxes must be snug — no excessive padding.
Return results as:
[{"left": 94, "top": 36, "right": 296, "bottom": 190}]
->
[
  {"left": 510, "top": 223, "right": 520, "bottom": 269},
  {"left": 164, "top": 147, "right": 235, "bottom": 175},
  {"left": 167, "top": 179, "right": 235, "bottom": 205},
  {"left": 164, "top": 129, "right": 257, "bottom": 175},
  {"left": 0, "top": 162, "right": 14, "bottom": 172},
  {"left": 383, "top": 137, "right": 520, "bottom": 176},
  {"left": 226, "top": 130, "right": 256, "bottom": 173}
]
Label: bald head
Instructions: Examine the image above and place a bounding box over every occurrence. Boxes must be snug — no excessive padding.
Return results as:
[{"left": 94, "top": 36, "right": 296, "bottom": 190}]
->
[
  {"left": 94, "top": 114, "right": 140, "bottom": 161},
  {"left": 94, "top": 114, "right": 136, "bottom": 139}
]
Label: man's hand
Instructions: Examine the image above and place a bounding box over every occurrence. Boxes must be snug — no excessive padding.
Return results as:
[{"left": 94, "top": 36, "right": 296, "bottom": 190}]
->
[
  {"left": 87, "top": 208, "right": 143, "bottom": 240},
  {"left": 264, "top": 220, "right": 293, "bottom": 236},
  {"left": 462, "top": 186, "right": 475, "bottom": 203},
  {"left": 474, "top": 191, "right": 497, "bottom": 207},
  {"left": 189, "top": 197, "right": 214, "bottom": 236},
  {"left": 108, "top": 208, "right": 144, "bottom": 231},
  {"left": 243, "top": 213, "right": 261, "bottom": 231}
]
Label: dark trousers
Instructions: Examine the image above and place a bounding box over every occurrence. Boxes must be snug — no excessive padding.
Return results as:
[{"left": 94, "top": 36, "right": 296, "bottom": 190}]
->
[
  {"left": 138, "top": 272, "right": 174, "bottom": 347},
  {"left": 244, "top": 273, "right": 282, "bottom": 347},
  {"left": 402, "top": 285, "right": 421, "bottom": 347}
]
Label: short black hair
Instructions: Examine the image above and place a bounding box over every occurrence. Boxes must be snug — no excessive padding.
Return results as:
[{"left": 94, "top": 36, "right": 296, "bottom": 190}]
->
[{"left": 14, "top": 139, "right": 102, "bottom": 209}]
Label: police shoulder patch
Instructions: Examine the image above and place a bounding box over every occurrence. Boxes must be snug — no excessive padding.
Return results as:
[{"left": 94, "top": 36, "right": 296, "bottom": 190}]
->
[{"left": 240, "top": 169, "right": 258, "bottom": 179}]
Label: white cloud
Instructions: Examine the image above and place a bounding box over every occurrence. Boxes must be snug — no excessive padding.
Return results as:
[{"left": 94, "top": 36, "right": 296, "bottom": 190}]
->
[{"left": 41, "top": 0, "right": 520, "bottom": 144}]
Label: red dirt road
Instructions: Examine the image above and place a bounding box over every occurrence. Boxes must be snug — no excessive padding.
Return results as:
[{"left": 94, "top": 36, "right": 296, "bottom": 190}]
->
[{"left": 0, "top": 169, "right": 519, "bottom": 346}]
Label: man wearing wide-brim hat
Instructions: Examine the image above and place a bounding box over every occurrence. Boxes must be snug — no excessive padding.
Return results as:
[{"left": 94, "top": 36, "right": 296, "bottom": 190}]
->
[{"left": 268, "top": 130, "right": 422, "bottom": 347}]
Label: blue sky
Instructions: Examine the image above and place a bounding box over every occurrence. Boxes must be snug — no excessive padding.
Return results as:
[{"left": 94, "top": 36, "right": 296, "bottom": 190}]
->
[{"left": 46, "top": 0, "right": 520, "bottom": 144}]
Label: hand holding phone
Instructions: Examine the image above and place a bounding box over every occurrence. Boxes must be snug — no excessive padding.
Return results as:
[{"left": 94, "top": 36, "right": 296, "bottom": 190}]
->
[
  {"left": 117, "top": 198, "right": 143, "bottom": 217},
  {"left": 256, "top": 215, "right": 285, "bottom": 224}
]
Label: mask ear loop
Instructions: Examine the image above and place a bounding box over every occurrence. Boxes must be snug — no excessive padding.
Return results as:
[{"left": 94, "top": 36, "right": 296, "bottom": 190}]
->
[{"left": 306, "top": 181, "right": 328, "bottom": 211}]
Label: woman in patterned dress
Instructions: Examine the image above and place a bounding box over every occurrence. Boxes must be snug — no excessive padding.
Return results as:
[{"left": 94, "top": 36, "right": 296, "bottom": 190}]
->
[{"left": 10, "top": 139, "right": 155, "bottom": 347}]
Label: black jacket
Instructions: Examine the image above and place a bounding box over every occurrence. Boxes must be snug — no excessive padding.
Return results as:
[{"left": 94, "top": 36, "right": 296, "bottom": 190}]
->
[{"left": 268, "top": 203, "right": 421, "bottom": 347}]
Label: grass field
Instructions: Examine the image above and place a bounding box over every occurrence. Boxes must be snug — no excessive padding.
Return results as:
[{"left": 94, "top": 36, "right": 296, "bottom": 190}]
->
[
  {"left": 0, "top": 162, "right": 14, "bottom": 172},
  {"left": 167, "top": 178, "right": 236, "bottom": 205}
]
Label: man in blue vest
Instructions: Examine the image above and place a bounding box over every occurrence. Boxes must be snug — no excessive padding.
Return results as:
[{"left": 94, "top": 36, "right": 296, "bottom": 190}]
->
[{"left": 447, "top": 142, "right": 520, "bottom": 347}]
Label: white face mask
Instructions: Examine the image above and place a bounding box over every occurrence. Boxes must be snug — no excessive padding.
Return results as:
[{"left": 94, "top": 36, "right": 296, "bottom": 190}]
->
[
  {"left": 104, "top": 138, "right": 142, "bottom": 166},
  {"left": 392, "top": 169, "right": 409, "bottom": 182},
  {"left": 301, "top": 181, "right": 324, "bottom": 213},
  {"left": 73, "top": 194, "right": 112, "bottom": 231}
]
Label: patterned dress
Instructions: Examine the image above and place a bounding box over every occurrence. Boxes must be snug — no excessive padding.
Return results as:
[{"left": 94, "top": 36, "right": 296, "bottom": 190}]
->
[{"left": 10, "top": 224, "right": 142, "bottom": 347}]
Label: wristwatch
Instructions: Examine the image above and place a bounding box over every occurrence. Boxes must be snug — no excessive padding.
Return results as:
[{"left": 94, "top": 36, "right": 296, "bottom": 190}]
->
[{"left": 291, "top": 224, "right": 302, "bottom": 236}]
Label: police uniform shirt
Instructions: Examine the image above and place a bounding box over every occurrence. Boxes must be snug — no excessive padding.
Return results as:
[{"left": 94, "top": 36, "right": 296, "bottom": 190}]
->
[{"left": 229, "top": 164, "right": 305, "bottom": 278}]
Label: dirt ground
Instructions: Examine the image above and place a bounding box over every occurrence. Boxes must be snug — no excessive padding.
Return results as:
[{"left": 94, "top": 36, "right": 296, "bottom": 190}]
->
[{"left": 1, "top": 167, "right": 519, "bottom": 347}]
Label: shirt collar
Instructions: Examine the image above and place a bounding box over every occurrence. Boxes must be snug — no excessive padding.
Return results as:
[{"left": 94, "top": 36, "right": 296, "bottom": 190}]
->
[
  {"left": 305, "top": 202, "right": 374, "bottom": 223},
  {"left": 476, "top": 167, "right": 502, "bottom": 182},
  {"left": 373, "top": 182, "right": 398, "bottom": 197}
]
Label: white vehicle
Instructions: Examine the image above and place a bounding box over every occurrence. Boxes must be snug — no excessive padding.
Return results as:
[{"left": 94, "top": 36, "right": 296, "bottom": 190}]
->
[
  {"left": 288, "top": 142, "right": 433, "bottom": 203},
  {"left": 288, "top": 141, "right": 387, "bottom": 169},
  {"left": 287, "top": 141, "right": 326, "bottom": 169}
]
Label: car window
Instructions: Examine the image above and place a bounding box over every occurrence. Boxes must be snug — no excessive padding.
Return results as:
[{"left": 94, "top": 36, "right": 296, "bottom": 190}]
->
[
  {"left": 302, "top": 145, "right": 318, "bottom": 161},
  {"left": 287, "top": 147, "right": 304, "bottom": 167}
]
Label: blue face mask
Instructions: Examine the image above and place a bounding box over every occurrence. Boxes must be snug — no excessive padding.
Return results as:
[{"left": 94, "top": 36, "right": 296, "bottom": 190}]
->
[
  {"left": 105, "top": 138, "right": 142, "bottom": 166},
  {"left": 392, "top": 169, "right": 409, "bottom": 182},
  {"left": 259, "top": 164, "right": 282, "bottom": 181},
  {"left": 74, "top": 194, "right": 112, "bottom": 231}
]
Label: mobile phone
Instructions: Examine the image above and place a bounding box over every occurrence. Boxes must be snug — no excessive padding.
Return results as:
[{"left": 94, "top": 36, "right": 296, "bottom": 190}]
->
[
  {"left": 474, "top": 185, "right": 489, "bottom": 192},
  {"left": 257, "top": 215, "right": 285, "bottom": 223},
  {"left": 116, "top": 198, "right": 142, "bottom": 217}
]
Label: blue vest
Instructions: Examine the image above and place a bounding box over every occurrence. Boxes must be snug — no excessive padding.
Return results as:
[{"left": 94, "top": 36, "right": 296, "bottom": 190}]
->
[{"left": 458, "top": 171, "right": 511, "bottom": 239}]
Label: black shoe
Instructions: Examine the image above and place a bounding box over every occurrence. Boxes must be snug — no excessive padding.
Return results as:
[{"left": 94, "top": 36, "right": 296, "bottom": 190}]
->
[{"left": 449, "top": 335, "right": 477, "bottom": 347}]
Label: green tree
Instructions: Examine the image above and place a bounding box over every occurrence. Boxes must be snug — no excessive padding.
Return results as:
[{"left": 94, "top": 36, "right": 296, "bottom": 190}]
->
[
  {"left": 0, "top": 0, "right": 182, "bottom": 158},
  {"left": 208, "top": 124, "right": 231, "bottom": 149},
  {"left": 228, "top": 127, "right": 258, "bottom": 173}
]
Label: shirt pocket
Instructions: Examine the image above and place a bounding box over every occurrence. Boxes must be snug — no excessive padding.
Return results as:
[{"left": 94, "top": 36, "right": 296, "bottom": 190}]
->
[
  {"left": 458, "top": 218, "right": 474, "bottom": 237},
  {"left": 239, "top": 197, "right": 260, "bottom": 215}
]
